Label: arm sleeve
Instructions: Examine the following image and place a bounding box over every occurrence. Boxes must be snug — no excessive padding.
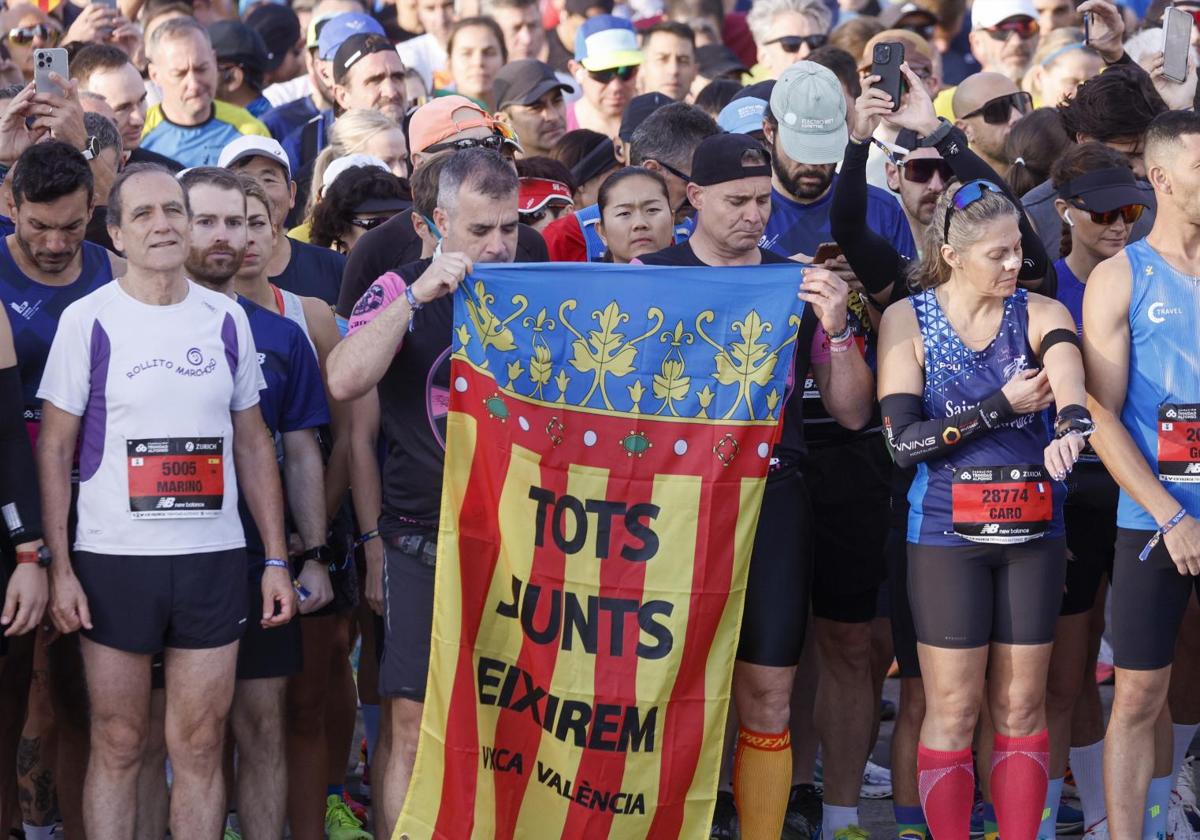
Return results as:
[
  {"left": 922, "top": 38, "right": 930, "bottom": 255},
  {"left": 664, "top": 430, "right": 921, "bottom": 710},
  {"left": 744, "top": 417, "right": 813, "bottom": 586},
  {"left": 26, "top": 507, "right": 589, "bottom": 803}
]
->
[
  {"left": 346, "top": 272, "right": 408, "bottom": 340},
  {"left": 830, "top": 139, "right": 910, "bottom": 295},
  {"left": 930, "top": 123, "right": 1050, "bottom": 281},
  {"left": 230, "top": 308, "right": 265, "bottom": 411},
  {"left": 880, "top": 391, "right": 1016, "bottom": 468},
  {"left": 0, "top": 365, "right": 42, "bottom": 544}
]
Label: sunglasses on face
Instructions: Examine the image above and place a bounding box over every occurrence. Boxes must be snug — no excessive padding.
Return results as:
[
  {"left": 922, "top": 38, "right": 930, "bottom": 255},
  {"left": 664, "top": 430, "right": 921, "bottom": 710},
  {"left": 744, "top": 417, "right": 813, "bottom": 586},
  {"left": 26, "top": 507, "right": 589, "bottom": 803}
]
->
[
  {"left": 765, "top": 33, "right": 828, "bottom": 53},
  {"left": 960, "top": 90, "right": 1033, "bottom": 124},
  {"left": 423, "top": 133, "right": 505, "bottom": 154},
  {"left": 8, "top": 24, "right": 59, "bottom": 46},
  {"left": 902, "top": 158, "right": 955, "bottom": 184},
  {"left": 347, "top": 215, "right": 396, "bottom": 231},
  {"left": 944, "top": 179, "right": 1008, "bottom": 240},
  {"left": 984, "top": 16, "right": 1039, "bottom": 40},
  {"left": 587, "top": 65, "right": 638, "bottom": 84},
  {"left": 1069, "top": 201, "right": 1145, "bottom": 226}
]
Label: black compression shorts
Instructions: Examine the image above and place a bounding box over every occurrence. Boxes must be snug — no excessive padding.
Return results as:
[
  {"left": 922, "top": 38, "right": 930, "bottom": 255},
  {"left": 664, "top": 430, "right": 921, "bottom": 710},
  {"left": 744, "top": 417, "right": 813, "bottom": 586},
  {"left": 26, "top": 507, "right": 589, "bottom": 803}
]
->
[
  {"left": 237, "top": 567, "right": 303, "bottom": 680},
  {"left": 1061, "top": 465, "right": 1117, "bottom": 617},
  {"left": 1111, "top": 527, "right": 1200, "bottom": 671},
  {"left": 737, "top": 466, "right": 813, "bottom": 667},
  {"left": 887, "top": 527, "right": 920, "bottom": 678},
  {"left": 74, "top": 549, "right": 248, "bottom": 654},
  {"left": 908, "top": 537, "right": 1067, "bottom": 649},
  {"left": 805, "top": 437, "right": 891, "bottom": 623}
]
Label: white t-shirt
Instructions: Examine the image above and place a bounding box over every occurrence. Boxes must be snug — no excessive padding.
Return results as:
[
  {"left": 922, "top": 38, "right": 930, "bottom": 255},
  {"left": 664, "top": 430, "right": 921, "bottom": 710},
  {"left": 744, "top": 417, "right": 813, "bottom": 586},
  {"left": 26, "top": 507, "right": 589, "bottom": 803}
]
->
[
  {"left": 37, "top": 280, "right": 266, "bottom": 556},
  {"left": 264, "top": 75, "right": 311, "bottom": 108},
  {"left": 397, "top": 34, "right": 447, "bottom": 91}
]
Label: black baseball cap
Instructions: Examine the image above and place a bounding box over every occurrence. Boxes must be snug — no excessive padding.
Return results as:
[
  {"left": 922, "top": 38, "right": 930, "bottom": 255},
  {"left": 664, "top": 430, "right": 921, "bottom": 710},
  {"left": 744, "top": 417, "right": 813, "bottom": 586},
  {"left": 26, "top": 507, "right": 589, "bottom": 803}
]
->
[
  {"left": 570, "top": 133, "right": 619, "bottom": 186},
  {"left": 208, "top": 20, "right": 270, "bottom": 74},
  {"left": 618, "top": 91, "right": 672, "bottom": 142},
  {"left": 690, "top": 133, "right": 772, "bottom": 186},
  {"left": 246, "top": 3, "right": 301, "bottom": 72},
  {"left": 565, "top": 0, "right": 614, "bottom": 16},
  {"left": 697, "top": 44, "right": 747, "bottom": 80},
  {"left": 493, "top": 59, "right": 575, "bottom": 110},
  {"left": 333, "top": 33, "right": 395, "bottom": 84}
]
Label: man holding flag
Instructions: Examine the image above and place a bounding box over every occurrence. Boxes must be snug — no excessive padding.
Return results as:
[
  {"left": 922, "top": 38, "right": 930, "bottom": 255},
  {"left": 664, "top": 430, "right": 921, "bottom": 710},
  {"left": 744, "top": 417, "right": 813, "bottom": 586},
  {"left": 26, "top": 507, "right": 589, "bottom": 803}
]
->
[{"left": 639, "top": 132, "right": 874, "bottom": 839}]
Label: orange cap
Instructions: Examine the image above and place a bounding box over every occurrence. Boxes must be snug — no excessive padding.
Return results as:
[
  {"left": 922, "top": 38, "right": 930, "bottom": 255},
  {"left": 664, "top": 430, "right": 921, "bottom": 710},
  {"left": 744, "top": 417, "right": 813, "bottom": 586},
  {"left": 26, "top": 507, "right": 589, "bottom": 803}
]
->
[{"left": 409, "top": 95, "right": 497, "bottom": 154}]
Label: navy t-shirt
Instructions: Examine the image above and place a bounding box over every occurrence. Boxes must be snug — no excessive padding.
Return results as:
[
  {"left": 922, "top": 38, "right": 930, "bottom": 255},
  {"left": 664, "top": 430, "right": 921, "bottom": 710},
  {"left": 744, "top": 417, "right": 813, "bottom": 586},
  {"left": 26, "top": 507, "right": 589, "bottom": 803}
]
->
[
  {"left": 262, "top": 96, "right": 319, "bottom": 143},
  {"left": 270, "top": 238, "right": 347, "bottom": 307},
  {"left": 759, "top": 178, "right": 915, "bottom": 261},
  {"left": 236, "top": 296, "right": 331, "bottom": 560}
]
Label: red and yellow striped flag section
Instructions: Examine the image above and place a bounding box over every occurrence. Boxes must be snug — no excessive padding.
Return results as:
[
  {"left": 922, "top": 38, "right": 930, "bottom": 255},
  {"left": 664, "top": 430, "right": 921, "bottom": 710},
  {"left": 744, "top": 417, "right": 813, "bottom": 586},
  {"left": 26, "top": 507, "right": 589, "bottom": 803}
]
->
[{"left": 396, "top": 262, "right": 805, "bottom": 839}]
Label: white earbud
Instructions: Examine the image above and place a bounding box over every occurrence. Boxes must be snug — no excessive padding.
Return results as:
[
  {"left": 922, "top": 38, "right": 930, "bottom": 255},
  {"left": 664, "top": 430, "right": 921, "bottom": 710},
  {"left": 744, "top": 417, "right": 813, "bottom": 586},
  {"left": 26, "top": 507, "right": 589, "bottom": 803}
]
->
[{"left": 1064, "top": 210, "right": 1075, "bottom": 228}]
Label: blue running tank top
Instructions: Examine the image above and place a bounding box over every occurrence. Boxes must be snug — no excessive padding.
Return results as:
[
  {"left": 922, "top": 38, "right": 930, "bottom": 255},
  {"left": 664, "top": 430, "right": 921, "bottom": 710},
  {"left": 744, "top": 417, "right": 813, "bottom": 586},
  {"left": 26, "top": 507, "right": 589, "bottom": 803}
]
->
[
  {"left": 1117, "top": 239, "right": 1200, "bottom": 530},
  {"left": 0, "top": 235, "right": 114, "bottom": 443},
  {"left": 906, "top": 287, "right": 1064, "bottom": 545}
]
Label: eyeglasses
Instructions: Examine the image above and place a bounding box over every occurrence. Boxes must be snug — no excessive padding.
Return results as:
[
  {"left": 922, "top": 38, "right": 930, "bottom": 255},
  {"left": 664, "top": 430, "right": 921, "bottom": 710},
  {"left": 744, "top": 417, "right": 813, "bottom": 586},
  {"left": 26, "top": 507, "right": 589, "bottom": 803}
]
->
[
  {"left": 1069, "top": 201, "right": 1145, "bottom": 225},
  {"left": 519, "top": 204, "right": 571, "bottom": 225},
  {"left": 765, "top": 33, "right": 828, "bottom": 53},
  {"left": 423, "top": 133, "right": 505, "bottom": 154},
  {"left": 587, "top": 65, "right": 638, "bottom": 84},
  {"left": 984, "top": 16, "right": 1039, "bottom": 40},
  {"left": 652, "top": 159, "right": 692, "bottom": 183},
  {"left": 8, "top": 24, "right": 59, "bottom": 46},
  {"left": 959, "top": 91, "right": 1033, "bottom": 124},
  {"left": 347, "top": 215, "right": 395, "bottom": 231},
  {"left": 902, "top": 158, "right": 955, "bottom": 184},
  {"left": 944, "top": 179, "right": 1007, "bottom": 240}
]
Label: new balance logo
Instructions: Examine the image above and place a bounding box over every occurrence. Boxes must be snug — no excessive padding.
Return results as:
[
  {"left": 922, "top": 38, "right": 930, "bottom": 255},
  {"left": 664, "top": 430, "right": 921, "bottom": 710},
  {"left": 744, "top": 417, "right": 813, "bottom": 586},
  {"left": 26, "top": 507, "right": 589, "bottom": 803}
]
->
[
  {"left": 155, "top": 497, "right": 176, "bottom": 509},
  {"left": 1185, "top": 463, "right": 1200, "bottom": 475},
  {"left": 981, "top": 524, "right": 1001, "bottom": 535}
]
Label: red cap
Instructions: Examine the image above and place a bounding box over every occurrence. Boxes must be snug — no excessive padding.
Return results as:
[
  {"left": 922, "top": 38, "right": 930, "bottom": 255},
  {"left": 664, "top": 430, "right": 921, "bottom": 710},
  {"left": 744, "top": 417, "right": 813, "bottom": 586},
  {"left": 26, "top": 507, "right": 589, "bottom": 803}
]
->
[{"left": 519, "top": 177, "right": 573, "bottom": 212}]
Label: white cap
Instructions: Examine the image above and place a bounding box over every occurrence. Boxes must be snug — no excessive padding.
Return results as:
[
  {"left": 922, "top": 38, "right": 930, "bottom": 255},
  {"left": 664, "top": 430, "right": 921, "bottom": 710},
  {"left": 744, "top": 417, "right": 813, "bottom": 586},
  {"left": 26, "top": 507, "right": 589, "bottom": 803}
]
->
[
  {"left": 218, "top": 135, "right": 291, "bottom": 179},
  {"left": 320, "top": 153, "right": 389, "bottom": 197},
  {"left": 971, "top": 0, "right": 1037, "bottom": 30}
]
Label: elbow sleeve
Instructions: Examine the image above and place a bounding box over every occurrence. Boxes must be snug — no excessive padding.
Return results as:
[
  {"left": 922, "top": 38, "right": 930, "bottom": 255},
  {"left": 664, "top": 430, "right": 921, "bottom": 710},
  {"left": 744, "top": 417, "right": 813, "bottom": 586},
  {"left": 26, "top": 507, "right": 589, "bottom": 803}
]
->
[{"left": 0, "top": 366, "right": 42, "bottom": 544}]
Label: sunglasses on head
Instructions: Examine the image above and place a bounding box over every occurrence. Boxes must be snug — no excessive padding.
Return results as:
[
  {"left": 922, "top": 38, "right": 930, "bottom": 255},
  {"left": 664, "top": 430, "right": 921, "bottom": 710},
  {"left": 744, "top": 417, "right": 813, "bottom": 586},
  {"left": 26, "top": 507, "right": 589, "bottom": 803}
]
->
[
  {"left": 8, "top": 24, "right": 58, "bottom": 46},
  {"left": 587, "top": 65, "right": 638, "bottom": 84},
  {"left": 424, "top": 133, "right": 505, "bottom": 154},
  {"left": 984, "top": 16, "right": 1039, "bottom": 40},
  {"left": 902, "top": 157, "right": 955, "bottom": 184},
  {"left": 944, "top": 179, "right": 1008, "bottom": 240},
  {"left": 1069, "top": 201, "right": 1144, "bottom": 225},
  {"left": 765, "top": 33, "right": 828, "bottom": 53},
  {"left": 960, "top": 90, "right": 1033, "bottom": 124}
]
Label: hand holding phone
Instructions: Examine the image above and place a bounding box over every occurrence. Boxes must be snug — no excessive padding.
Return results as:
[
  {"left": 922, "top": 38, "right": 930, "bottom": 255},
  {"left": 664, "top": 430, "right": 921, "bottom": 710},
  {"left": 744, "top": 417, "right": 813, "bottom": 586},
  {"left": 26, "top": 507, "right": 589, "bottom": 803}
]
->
[
  {"left": 870, "top": 41, "right": 906, "bottom": 112},
  {"left": 33, "top": 48, "right": 68, "bottom": 97},
  {"left": 813, "top": 242, "right": 843, "bottom": 264},
  {"left": 1162, "top": 6, "right": 1193, "bottom": 84}
]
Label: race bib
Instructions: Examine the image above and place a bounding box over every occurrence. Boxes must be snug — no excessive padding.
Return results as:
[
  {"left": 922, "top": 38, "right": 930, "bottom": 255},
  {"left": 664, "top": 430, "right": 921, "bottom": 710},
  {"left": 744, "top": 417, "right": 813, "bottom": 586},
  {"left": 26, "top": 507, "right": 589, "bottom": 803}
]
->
[
  {"left": 1157, "top": 404, "right": 1200, "bottom": 482},
  {"left": 127, "top": 437, "right": 224, "bottom": 518},
  {"left": 951, "top": 465, "right": 1052, "bottom": 544}
]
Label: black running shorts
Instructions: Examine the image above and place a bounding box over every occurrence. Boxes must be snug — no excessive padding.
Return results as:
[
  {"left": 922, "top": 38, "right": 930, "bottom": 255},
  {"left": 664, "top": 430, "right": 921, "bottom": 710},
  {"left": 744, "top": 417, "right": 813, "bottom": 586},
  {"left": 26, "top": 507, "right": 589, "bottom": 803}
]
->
[
  {"left": 805, "top": 437, "right": 891, "bottom": 624},
  {"left": 237, "top": 566, "right": 303, "bottom": 680},
  {"left": 73, "top": 549, "right": 248, "bottom": 654},
  {"left": 1111, "top": 527, "right": 1200, "bottom": 671},
  {"left": 907, "top": 537, "right": 1067, "bottom": 649},
  {"left": 379, "top": 527, "right": 437, "bottom": 700},
  {"left": 737, "top": 466, "right": 813, "bottom": 667},
  {"left": 1060, "top": 465, "right": 1117, "bottom": 617}
]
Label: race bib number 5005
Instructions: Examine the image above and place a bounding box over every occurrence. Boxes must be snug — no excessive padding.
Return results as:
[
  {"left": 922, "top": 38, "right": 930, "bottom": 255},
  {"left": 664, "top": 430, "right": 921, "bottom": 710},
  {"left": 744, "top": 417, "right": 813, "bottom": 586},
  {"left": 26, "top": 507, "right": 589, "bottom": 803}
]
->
[{"left": 127, "top": 437, "right": 224, "bottom": 518}]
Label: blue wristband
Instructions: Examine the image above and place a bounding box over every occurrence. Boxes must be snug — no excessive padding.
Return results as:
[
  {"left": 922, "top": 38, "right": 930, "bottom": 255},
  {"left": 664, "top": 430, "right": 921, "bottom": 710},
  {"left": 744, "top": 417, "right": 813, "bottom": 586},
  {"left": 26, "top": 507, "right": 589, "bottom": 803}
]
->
[
  {"left": 264, "top": 558, "right": 289, "bottom": 569},
  {"left": 1139, "top": 508, "right": 1188, "bottom": 562}
]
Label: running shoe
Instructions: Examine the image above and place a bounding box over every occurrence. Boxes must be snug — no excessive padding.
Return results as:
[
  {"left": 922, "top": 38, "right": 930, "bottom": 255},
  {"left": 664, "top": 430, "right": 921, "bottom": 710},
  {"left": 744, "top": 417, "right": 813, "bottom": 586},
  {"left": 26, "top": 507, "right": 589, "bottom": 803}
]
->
[
  {"left": 325, "top": 794, "right": 372, "bottom": 840},
  {"left": 1057, "top": 800, "right": 1084, "bottom": 834},
  {"left": 709, "top": 790, "right": 737, "bottom": 840},
  {"left": 343, "top": 790, "right": 368, "bottom": 824},
  {"left": 222, "top": 827, "right": 241, "bottom": 840},
  {"left": 1095, "top": 662, "right": 1115, "bottom": 685},
  {"left": 784, "top": 783, "right": 823, "bottom": 840},
  {"left": 1082, "top": 818, "right": 1109, "bottom": 840},
  {"left": 861, "top": 760, "right": 893, "bottom": 800},
  {"left": 970, "top": 800, "right": 986, "bottom": 839},
  {"left": 1178, "top": 756, "right": 1198, "bottom": 808},
  {"left": 831, "top": 826, "right": 870, "bottom": 840}
]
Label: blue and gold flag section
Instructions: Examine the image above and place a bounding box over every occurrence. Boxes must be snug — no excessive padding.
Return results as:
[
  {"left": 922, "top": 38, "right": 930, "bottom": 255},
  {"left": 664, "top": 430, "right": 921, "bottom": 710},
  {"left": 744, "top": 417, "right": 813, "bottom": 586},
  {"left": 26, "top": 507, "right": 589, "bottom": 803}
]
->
[{"left": 397, "top": 262, "right": 806, "bottom": 839}]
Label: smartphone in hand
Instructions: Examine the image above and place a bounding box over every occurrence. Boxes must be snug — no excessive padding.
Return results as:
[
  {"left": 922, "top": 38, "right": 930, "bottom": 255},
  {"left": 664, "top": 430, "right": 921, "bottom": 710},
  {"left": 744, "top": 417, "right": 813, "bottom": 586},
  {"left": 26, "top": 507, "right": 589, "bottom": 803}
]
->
[
  {"left": 870, "top": 41, "right": 906, "bottom": 111},
  {"left": 33, "top": 48, "right": 68, "bottom": 96},
  {"left": 1162, "top": 6, "right": 1193, "bottom": 84}
]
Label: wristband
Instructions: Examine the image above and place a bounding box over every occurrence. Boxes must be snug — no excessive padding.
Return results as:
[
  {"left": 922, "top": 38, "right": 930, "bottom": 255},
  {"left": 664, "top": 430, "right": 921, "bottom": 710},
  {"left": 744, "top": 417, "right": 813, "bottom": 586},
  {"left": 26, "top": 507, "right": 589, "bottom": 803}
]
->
[
  {"left": 405, "top": 285, "right": 422, "bottom": 332},
  {"left": 354, "top": 529, "right": 380, "bottom": 548},
  {"left": 299, "top": 545, "right": 331, "bottom": 565},
  {"left": 1139, "top": 507, "right": 1188, "bottom": 562},
  {"left": 826, "top": 324, "right": 853, "bottom": 344},
  {"left": 919, "top": 118, "right": 954, "bottom": 149},
  {"left": 264, "top": 558, "right": 289, "bottom": 569},
  {"left": 1054, "top": 404, "right": 1095, "bottom": 440}
]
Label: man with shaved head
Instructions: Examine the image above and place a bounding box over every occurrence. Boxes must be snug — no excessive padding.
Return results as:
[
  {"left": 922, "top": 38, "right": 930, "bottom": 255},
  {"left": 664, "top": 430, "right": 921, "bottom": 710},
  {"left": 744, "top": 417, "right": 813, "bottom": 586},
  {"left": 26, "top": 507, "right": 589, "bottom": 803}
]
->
[{"left": 952, "top": 71, "right": 1030, "bottom": 174}]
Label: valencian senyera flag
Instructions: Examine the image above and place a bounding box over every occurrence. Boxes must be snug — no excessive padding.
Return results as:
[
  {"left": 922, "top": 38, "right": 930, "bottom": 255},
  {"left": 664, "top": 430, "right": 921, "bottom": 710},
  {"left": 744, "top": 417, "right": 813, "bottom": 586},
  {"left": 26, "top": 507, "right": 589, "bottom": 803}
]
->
[{"left": 396, "top": 262, "right": 806, "bottom": 840}]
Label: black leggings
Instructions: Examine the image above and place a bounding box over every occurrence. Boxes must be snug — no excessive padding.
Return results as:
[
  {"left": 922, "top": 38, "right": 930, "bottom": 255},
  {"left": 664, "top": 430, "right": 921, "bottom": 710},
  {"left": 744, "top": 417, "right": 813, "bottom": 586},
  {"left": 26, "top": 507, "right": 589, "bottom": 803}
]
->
[{"left": 908, "top": 537, "right": 1067, "bottom": 648}]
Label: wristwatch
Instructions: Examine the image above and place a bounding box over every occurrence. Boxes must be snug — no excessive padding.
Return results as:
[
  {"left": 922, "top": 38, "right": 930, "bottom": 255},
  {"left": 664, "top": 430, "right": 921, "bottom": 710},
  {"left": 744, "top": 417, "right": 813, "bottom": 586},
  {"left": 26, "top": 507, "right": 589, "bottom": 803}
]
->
[
  {"left": 80, "top": 135, "right": 100, "bottom": 161},
  {"left": 15, "top": 546, "right": 52, "bottom": 568}
]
